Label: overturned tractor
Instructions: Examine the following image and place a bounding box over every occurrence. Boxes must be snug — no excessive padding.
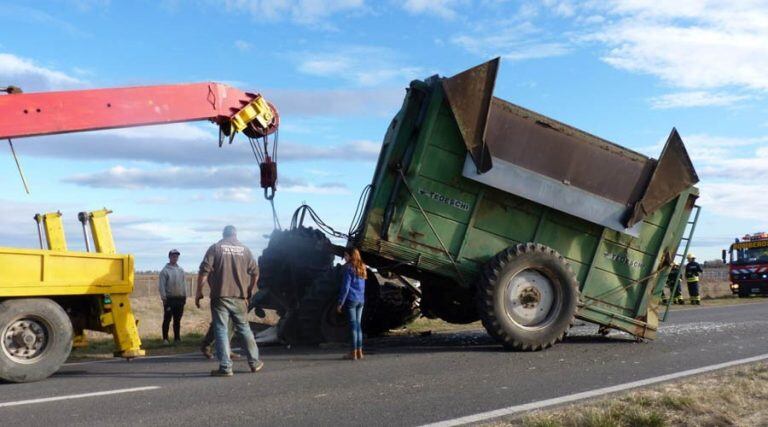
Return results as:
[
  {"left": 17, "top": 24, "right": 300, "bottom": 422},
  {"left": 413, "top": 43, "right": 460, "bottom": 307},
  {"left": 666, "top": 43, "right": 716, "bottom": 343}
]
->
[{"left": 250, "top": 226, "right": 420, "bottom": 344}]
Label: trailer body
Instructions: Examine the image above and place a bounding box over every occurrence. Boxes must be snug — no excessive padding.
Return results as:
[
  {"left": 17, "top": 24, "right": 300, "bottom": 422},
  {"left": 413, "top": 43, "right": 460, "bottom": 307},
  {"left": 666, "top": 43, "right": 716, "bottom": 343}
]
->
[{"left": 355, "top": 60, "right": 699, "bottom": 340}]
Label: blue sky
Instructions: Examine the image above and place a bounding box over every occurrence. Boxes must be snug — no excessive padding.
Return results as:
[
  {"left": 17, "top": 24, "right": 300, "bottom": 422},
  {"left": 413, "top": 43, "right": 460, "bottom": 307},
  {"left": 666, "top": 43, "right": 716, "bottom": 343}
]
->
[{"left": 1, "top": 0, "right": 767, "bottom": 270}]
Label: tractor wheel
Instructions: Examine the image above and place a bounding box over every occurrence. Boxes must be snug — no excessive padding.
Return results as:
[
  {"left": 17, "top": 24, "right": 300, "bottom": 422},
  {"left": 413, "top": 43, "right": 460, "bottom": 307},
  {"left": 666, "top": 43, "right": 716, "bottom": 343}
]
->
[
  {"left": 296, "top": 267, "right": 422, "bottom": 343},
  {"left": 296, "top": 266, "right": 346, "bottom": 344},
  {"left": 363, "top": 277, "right": 420, "bottom": 337},
  {"left": 477, "top": 243, "right": 579, "bottom": 351},
  {"left": 0, "top": 298, "right": 73, "bottom": 383}
]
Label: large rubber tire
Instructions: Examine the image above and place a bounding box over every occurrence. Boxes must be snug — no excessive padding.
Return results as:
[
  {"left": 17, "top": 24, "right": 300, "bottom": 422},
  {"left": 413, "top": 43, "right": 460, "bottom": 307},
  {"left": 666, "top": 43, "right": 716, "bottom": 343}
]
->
[
  {"left": 738, "top": 285, "right": 750, "bottom": 298},
  {"left": 296, "top": 267, "right": 422, "bottom": 343},
  {"left": 254, "top": 227, "right": 335, "bottom": 316},
  {"left": 363, "top": 276, "right": 420, "bottom": 337},
  {"left": 296, "top": 266, "right": 346, "bottom": 344},
  {"left": 477, "top": 243, "right": 579, "bottom": 351},
  {"left": 0, "top": 298, "right": 73, "bottom": 383}
]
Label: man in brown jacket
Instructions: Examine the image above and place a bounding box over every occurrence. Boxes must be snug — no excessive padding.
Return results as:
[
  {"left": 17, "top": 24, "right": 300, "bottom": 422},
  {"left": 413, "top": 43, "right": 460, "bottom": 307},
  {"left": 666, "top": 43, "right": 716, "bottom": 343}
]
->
[{"left": 195, "top": 225, "right": 263, "bottom": 377}]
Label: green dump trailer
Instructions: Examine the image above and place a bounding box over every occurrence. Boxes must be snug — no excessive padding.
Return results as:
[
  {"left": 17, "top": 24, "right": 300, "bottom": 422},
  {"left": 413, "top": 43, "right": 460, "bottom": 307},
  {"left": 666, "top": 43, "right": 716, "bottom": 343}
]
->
[{"left": 351, "top": 59, "right": 700, "bottom": 350}]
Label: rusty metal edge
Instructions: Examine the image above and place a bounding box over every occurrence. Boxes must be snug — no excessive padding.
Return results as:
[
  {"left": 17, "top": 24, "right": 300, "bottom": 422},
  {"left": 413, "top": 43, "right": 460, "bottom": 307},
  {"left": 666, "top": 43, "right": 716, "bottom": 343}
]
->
[
  {"left": 441, "top": 58, "right": 499, "bottom": 173},
  {"left": 625, "top": 128, "right": 699, "bottom": 227}
]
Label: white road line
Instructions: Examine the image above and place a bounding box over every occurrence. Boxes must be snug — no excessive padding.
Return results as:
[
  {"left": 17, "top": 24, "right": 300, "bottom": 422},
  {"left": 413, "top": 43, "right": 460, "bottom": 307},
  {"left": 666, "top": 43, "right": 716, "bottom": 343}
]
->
[
  {"left": 0, "top": 386, "right": 160, "bottom": 409},
  {"left": 422, "top": 353, "right": 768, "bottom": 427}
]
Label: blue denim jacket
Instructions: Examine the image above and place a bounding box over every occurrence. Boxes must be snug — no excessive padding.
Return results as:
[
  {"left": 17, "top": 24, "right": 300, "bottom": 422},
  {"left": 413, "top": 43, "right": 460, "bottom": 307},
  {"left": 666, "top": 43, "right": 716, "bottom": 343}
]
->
[{"left": 338, "top": 266, "right": 365, "bottom": 306}]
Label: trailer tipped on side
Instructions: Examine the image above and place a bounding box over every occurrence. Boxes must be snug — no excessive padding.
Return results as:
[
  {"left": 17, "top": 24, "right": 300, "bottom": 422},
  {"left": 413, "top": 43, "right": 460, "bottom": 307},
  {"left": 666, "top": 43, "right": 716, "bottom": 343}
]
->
[{"left": 355, "top": 58, "right": 700, "bottom": 349}]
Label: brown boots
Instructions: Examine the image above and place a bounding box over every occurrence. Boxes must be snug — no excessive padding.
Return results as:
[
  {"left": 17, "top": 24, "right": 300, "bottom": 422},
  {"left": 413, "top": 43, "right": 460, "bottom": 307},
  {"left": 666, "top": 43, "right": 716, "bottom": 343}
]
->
[{"left": 342, "top": 349, "right": 365, "bottom": 360}]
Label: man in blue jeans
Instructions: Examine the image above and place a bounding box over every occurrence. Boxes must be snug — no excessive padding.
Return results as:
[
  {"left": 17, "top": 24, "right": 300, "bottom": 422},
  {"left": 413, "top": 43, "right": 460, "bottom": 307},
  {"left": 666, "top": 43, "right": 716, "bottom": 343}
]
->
[{"left": 195, "top": 225, "right": 263, "bottom": 377}]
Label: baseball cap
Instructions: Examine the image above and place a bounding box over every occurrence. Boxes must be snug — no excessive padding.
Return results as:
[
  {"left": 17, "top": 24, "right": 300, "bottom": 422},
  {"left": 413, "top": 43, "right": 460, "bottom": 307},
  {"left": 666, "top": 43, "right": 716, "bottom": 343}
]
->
[{"left": 169, "top": 249, "right": 181, "bottom": 256}]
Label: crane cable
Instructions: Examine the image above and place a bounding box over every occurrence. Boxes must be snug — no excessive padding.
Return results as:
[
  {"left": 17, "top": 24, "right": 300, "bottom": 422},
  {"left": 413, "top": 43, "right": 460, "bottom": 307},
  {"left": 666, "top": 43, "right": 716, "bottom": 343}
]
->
[
  {"left": 7, "top": 139, "right": 30, "bottom": 194},
  {"left": 247, "top": 130, "right": 281, "bottom": 230}
]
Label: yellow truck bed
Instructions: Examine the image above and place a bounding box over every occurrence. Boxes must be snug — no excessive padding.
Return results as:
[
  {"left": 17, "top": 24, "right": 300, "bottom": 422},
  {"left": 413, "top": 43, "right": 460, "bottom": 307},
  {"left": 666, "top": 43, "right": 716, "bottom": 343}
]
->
[{"left": 0, "top": 209, "right": 144, "bottom": 383}]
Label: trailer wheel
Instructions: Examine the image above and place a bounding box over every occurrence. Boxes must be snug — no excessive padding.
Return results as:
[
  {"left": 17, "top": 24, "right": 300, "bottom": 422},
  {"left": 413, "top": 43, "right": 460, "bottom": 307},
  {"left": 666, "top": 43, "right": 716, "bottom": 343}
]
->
[
  {"left": 478, "top": 243, "right": 579, "bottom": 351},
  {"left": 0, "top": 298, "right": 73, "bottom": 383}
]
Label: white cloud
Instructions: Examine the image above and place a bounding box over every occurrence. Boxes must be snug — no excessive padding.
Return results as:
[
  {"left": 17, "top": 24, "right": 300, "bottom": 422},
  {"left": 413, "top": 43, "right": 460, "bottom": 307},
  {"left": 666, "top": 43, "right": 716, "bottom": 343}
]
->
[
  {"left": 234, "top": 40, "right": 252, "bottom": 51},
  {"left": 649, "top": 91, "right": 754, "bottom": 109},
  {"left": 264, "top": 87, "right": 405, "bottom": 117},
  {"left": 138, "top": 196, "right": 171, "bottom": 205},
  {"left": 544, "top": 0, "right": 576, "bottom": 17},
  {"left": 62, "top": 165, "right": 351, "bottom": 194},
  {"left": 214, "top": 187, "right": 256, "bottom": 203},
  {"left": 401, "top": 0, "right": 465, "bottom": 20},
  {"left": 584, "top": 1, "right": 768, "bottom": 92},
  {"left": 62, "top": 165, "right": 244, "bottom": 189},
  {"left": 451, "top": 13, "right": 570, "bottom": 61},
  {"left": 0, "top": 53, "right": 83, "bottom": 91},
  {"left": 96, "top": 123, "right": 213, "bottom": 140},
  {"left": 698, "top": 183, "right": 768, "bottom": 222},
  {"left": 214, "top": 182, "right": 349, "bottom": 200},
  {"left": 219, "top": 0, "right": 364, "bottom": 26},
  {"left": 280, "top": 139, "right": 381, "bottom": 161},
  {"left": 16, "top": 124, "right": 381, "bottom": 165},
  {"left": 293, "top": 46, "right": 423, "bottom": 86},
  {"left": 281, "top": 183, "right": 350, "bottom": 195}
]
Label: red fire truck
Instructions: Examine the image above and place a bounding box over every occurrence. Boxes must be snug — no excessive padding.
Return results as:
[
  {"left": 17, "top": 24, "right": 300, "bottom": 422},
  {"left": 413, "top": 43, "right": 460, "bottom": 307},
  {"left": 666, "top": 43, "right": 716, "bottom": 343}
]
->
[{"left": 723, "top": 232, "right": 768, "bottom": 297}]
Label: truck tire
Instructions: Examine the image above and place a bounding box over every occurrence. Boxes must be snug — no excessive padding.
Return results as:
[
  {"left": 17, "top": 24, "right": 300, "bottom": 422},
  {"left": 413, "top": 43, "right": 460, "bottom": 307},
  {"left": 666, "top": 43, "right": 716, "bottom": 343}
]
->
[
  {"left": 477, "top": 243, "right": 579, "bottom": 351},
  {"left": 0, "top": 298, "right": 73, "bottom": 383},
  {"left": 738, "top": 286, "right": 750, "bottom": 298}
]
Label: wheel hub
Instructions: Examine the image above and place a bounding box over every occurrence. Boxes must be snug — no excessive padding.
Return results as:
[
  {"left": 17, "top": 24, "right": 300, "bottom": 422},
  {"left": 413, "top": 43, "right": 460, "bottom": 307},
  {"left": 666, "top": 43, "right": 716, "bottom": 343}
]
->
[
  {"left": 2, "top": 318, "right": 48, "bottom": 363},
  {"left": 504, "top": 269, "right": 555, "bottom": 328}
]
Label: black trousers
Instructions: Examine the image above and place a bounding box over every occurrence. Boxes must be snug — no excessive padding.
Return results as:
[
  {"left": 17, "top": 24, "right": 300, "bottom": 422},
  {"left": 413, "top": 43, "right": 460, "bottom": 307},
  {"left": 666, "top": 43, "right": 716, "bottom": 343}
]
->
[
  {"left": 687, "top": 281, "right": 700, "bottom": 299},
  {"left": 162, "top": 297, "right": 186, "bottom": 341}
]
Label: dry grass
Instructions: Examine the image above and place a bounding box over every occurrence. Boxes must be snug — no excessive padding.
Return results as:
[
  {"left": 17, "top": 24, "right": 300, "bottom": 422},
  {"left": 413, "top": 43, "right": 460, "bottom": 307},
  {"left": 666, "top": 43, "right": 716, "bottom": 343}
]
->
[
  {"left": 69, "top": 297, "right": 212, "bottom": 359},
  {"left": 398, "top": 317, "right": 482, "bottom": 334},
  {"left": 492, "top": 363, "right": 768, "bottom": 427},
  {"left": 129, "top": 296, "right": 212, "bottom": 337}
]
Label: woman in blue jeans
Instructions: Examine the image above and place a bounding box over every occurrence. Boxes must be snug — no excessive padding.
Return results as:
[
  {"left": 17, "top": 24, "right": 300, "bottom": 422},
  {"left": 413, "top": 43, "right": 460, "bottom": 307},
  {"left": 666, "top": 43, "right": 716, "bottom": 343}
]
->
[{"left": 337, "top": 248, "right": 367, "bottom": 360}]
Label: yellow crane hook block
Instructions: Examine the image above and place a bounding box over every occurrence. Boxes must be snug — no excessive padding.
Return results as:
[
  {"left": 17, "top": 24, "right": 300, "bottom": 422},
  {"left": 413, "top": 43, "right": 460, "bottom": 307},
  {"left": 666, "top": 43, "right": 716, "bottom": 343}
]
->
[{"left": 230, "top": 95, "right": 274, "bottom": 133}]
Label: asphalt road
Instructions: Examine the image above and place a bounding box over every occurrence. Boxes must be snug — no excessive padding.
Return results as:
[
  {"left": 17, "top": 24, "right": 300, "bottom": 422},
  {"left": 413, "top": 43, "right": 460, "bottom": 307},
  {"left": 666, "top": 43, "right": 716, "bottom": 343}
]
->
[{"left": 2, "top": 302, "right": 767, "bottom": 426}]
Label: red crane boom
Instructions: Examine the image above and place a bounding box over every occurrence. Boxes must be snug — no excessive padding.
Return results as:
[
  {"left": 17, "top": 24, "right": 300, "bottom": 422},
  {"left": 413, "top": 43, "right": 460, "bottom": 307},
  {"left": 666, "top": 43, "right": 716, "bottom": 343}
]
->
[
  {"left": 0, "top": 82, "right": 280, "bottom": 197},
  {"left": 0, "top": 82, "right": 278, "bottom": 139}
]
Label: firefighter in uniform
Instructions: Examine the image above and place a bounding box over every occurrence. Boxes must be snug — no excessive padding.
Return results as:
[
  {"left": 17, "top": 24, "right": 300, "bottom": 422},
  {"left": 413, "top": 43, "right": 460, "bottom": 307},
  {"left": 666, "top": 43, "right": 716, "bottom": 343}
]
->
[
  {"left": 662, "top": 262, "right": 684, "bottom": 305},
  {"left": 685, "top": 254, "right": 703, "bottom": 305}
]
